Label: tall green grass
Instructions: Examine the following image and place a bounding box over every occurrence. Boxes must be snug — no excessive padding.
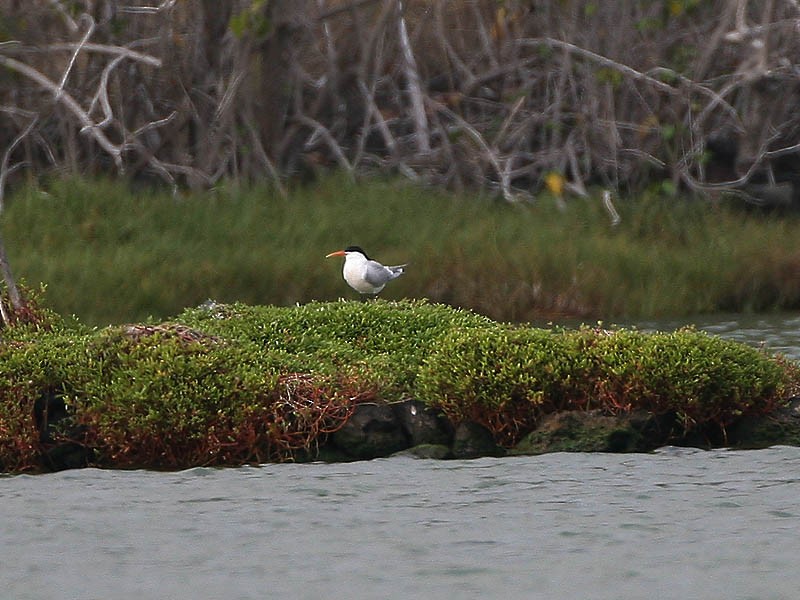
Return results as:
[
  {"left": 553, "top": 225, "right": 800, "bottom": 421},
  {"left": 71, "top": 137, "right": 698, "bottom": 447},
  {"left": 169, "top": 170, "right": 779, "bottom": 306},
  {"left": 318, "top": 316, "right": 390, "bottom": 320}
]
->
[{"left": 4, "top": 175, "right": 800, "bottom": 326}]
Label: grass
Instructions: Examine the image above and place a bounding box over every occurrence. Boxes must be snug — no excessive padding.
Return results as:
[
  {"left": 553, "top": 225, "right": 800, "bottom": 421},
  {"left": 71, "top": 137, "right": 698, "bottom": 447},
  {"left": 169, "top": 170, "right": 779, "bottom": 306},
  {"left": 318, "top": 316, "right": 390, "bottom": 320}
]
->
[{"left": 3, "top": 175, "right": 800, "bottom": 325}]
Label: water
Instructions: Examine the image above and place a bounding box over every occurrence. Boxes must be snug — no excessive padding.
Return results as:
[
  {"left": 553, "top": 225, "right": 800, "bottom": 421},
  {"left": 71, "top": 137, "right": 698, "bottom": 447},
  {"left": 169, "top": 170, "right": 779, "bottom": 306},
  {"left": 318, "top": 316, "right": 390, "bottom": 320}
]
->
[
  {"left": 3, "top": 449, "right": 800, "bottom": 600},
  {"left": 3, "top": 313, "right": 800, "bottom": 600},
  {"left": 631, "top": 312, "right": 800, "bottom": 360}
]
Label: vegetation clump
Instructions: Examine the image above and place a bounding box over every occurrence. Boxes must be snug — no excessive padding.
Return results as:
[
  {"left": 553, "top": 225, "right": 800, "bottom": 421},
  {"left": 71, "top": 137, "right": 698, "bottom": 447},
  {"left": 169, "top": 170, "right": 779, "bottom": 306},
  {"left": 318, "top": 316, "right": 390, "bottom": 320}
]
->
[
  {"left": 418, "top": 325, "right": 789, "bottom": 446},
  {"left": 0, "top": 299, "right": 795, "bottom": 473}
]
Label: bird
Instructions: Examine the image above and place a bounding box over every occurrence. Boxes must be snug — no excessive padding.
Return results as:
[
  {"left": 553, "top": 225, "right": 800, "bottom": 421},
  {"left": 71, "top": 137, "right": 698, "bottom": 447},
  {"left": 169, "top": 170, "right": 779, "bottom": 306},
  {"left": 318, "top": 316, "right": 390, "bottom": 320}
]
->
[{"left": 325, "top": 246, "right": 407, "bottom": 295}]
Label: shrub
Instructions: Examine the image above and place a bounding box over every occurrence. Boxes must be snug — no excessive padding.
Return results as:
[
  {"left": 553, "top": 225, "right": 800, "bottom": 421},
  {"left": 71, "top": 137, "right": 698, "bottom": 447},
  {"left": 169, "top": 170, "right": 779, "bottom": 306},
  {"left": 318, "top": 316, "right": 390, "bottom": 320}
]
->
[
  {"left": 587, "top": 327, "right": 787, "bottom": 431},
  {"left": 66, "top": 324, "right": 378, "bottom": 468},
  {"left": 419, "top": 325, "right": 790, "bottom": 446},
  {"left": 416, "top": 327, "right": 588, "bottom": 445},
  {"left": 0, "top": 333, "right": 85, "bottom": 472}
]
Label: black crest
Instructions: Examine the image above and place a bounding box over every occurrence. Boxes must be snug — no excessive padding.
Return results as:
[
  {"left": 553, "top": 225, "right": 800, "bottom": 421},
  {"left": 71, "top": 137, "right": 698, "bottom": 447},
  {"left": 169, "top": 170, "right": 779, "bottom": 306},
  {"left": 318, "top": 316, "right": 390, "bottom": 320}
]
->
[{"left": 344, "top": 245, "right": 369, "bottom": 259}]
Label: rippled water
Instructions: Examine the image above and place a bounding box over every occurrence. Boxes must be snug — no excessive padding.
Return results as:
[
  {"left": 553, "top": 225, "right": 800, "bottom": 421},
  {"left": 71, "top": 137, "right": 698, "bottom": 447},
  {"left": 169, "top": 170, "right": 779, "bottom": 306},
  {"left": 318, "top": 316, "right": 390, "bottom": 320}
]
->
[
  {"left": 633, "top": 312, "right": 800, "bottom": 360},
  {"left": 3, "top": 447, "right": 800, "bottom": 600},
  {"left": 3, "top": 314, "right": 800, "bottom": 600}
]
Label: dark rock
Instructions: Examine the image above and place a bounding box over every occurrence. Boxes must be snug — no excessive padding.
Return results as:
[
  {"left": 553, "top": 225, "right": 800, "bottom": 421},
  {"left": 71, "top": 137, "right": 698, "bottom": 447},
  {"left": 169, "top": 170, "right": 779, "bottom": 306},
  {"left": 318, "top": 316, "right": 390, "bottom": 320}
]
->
[
  {"left": 34, "top": 391, "right": 92, "bottom": 471},
  {"left": 728, "top": 397, "right": 800, "bottom": 449},
  {"left": 34, "top": 390, "right": 69, "bottom": 442},
  {"left": 451, "top": 422, "right": 504, "bottom": 459},
  {"left": 294, "top": 444, "right": 354, "bottom": 463},
  {"left": 512, "top": 410, "right": 671, "bottom": 455},
  {"left": 391, "top": 399, "right": 453, "bottom": 447},
  {"left": 40, "top": 435, "right": 92, "bottom": 472},
  {"left": 330, "top": 403, "right": 409, "bottom": 460},
  {"left": 394, "top": 444, "right": 452, "bottom": 459}
]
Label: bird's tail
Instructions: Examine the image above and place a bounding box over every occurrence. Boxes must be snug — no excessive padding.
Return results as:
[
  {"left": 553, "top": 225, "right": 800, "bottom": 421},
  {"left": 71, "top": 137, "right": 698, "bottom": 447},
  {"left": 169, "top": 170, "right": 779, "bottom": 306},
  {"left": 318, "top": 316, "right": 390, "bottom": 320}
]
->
[{"left": 389, "top": 264, "right": 407, "bottom": 277}]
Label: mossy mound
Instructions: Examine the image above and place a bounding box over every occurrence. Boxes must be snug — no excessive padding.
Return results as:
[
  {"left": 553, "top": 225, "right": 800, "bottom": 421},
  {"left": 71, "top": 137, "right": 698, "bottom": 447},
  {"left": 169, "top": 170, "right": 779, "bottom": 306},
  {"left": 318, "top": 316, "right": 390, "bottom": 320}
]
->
[
  {"left": 176, "top": 299, "right": 494, "bottom": 397},
  {"left": 417, "top": 325, "right": 790, "bottom": 446},
  {"left": 0, "top": 300, "right": 795, "bottom": 473}
]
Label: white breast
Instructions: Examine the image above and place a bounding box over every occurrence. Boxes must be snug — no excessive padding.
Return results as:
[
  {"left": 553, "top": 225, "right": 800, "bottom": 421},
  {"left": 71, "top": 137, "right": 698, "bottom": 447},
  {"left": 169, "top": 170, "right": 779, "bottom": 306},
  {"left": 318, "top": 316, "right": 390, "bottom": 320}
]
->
[{"left": 343, "top": 257, "right": 386, "bottom": 294}]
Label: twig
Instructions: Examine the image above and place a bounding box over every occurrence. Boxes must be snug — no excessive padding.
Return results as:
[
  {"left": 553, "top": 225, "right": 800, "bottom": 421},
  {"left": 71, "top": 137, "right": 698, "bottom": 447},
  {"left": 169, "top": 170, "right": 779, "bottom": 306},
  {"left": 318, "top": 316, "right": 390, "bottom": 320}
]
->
[
  {"left": 434, "top": 1, "right": 476, "bottom": 90},
  {"left": 295, "top": 114, "right": 354, "bottom": 175},
  {"left": 131, "top": 111, "right": 177, "bottom": 138},
  {"left": 357, "top": 79, "right": 398, "bottom": 154},
  {"left": 86, "top": 54, "right": 125, "bottom": 130},
  {"left": 396, "top": 0, "right": 430, "bottom": 154},
  {"left": 47, "top": 0, "right": 79, "bottom": 33},
  {"left": 32, "top": 43, "right": 163, "bottom": 67},
  {"left": 246, "top": 123, "right": 288, "bottom": 199},
  {"left": 58, "top": 14, "right": 95, "bottom": 94},
  {"left": 470, "top": 0, "right": 499, "bottom": 70},
  {"left": 765, "top": 140, "right": 800, "bottom": 159},
  {"left": 492, "top": 96, "right": 525, "bottom": 145},
  {"left": 425, "top": 96, "right": 516, "bottom": 202},
  {"left": 118, "top": 0, "right": 177, "bottom": 15},
  {"left": 0, "top": 114, "right": 38, "bottom": 211},
  {"left": 602, "top": 190, "right": 621, "bottom": 227},
  {"left": 518, "top": 38, "right": 681, "bottom": 97}
]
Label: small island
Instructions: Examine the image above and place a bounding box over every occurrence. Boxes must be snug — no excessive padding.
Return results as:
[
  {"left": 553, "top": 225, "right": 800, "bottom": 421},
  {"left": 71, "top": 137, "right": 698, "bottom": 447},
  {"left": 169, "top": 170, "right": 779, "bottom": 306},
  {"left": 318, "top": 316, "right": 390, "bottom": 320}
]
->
[{"left": 2, "top": 299, "right": 799, "bottom": 474}]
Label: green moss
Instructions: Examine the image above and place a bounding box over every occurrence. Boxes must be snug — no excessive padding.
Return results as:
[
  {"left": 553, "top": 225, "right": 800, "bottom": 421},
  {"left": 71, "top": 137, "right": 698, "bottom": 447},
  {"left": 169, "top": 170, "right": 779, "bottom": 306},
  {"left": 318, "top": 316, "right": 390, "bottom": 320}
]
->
[
  {"left": 416, "top": 327, "right": 586, "bottom": 444},
  {"left": 511, "top": 412, "right": 645, "bottom": 455},
  {"left": 176, "top": 299, "right": 493, "bottom": 397},
  {"left": 0, "top": 300, "right": 795, "bottom": 472},
  {"left": 418, "top": 324, "right": 789, "bottom": 446}
]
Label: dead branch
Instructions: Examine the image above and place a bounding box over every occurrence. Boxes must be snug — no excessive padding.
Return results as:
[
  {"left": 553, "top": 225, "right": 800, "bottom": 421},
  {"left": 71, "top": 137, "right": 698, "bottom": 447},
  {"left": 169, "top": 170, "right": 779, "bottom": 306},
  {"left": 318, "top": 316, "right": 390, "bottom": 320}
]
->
[
  {"left": 0, "top": 55, "right": 124, "bottom": 167},
  {"left": 295, "top": 114, "right": 354, "bottom": 175},
  {"left": 34, "top": 43, "right": 163, "bottom": 67},
  {"left": 0, "top": 113, "right": 38, "bottom": 211},
  {"left": 425, "top": 96, "right": 516, "bottom": 202},
  {"left": 118, "top": 0, "right": 178, "bottom": 15},
  {"left": 58, "top": 15, "right": 95, "bottom": 93},
  {"left": 517, "top": 37, "right": 681, "bottom": 97},
  {"left": 396, "top": 0, "right": 430, "bottom": 154}
]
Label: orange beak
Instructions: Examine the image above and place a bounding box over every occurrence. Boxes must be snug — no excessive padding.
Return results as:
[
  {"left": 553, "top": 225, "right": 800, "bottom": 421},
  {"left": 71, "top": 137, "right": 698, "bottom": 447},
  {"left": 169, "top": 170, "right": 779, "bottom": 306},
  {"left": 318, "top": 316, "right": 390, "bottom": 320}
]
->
[{"left": 325, "top": 250, "right": 346, "bottom": 258}]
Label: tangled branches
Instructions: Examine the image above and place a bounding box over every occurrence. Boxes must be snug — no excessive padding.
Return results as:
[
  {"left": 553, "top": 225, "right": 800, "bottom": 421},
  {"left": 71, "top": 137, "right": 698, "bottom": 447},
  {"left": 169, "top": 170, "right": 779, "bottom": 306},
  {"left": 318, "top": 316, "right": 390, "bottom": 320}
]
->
[{"left": 0, "top": 0, "right": 798, "bottom": 203}]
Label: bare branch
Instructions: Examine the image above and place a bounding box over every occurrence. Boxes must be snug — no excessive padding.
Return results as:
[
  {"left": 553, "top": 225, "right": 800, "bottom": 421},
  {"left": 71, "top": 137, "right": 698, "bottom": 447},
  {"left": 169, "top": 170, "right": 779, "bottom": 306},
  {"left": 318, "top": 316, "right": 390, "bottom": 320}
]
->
[
  {"left": 118, "top": 0, "right": 178, "bottom": 15},
  {"left": 131, "top": 111, "right": 178, "bottom": 138},
  {"left": 602, "top": 190, "right": 621, "bottom": 227},
  {"left": 58, "top": 15, "right": 95, "bottom": 94},
  {"left": 396, "top": 0, "right": 430, "bottom": 154},
  {"left": 0, "top": 114, "right": 38, "bottom": 211},
  {"left": 518, "top": 38, "right": 681, "bottom": 97},
  {"left": 47, "top": 0, "right": 79, "bottom": 33},
  {"left": 37, "top": 43, "right": 163, "bottom": 68},
  {"left": 0, "top": 55, "right": 123, "bottom": 167},
  {"left": 295, "top": 114, "right": 354, "bottom": 175},
  {"left": 86, "top": 54, "right": 126, "bottom": 131},
  {"left": 425, "top": 96, "right": 517, "bottom": 202},
  {"left": 246, "top": 123, "right": 288, "bottom": 199}
]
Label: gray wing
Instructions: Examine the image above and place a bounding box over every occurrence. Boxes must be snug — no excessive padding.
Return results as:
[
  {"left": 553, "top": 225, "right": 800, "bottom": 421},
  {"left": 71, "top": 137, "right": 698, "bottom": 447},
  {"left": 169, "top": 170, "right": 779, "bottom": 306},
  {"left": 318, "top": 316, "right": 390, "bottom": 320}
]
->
[{"left": 363, "top": 260, "right": 405, "bottom": 285}]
